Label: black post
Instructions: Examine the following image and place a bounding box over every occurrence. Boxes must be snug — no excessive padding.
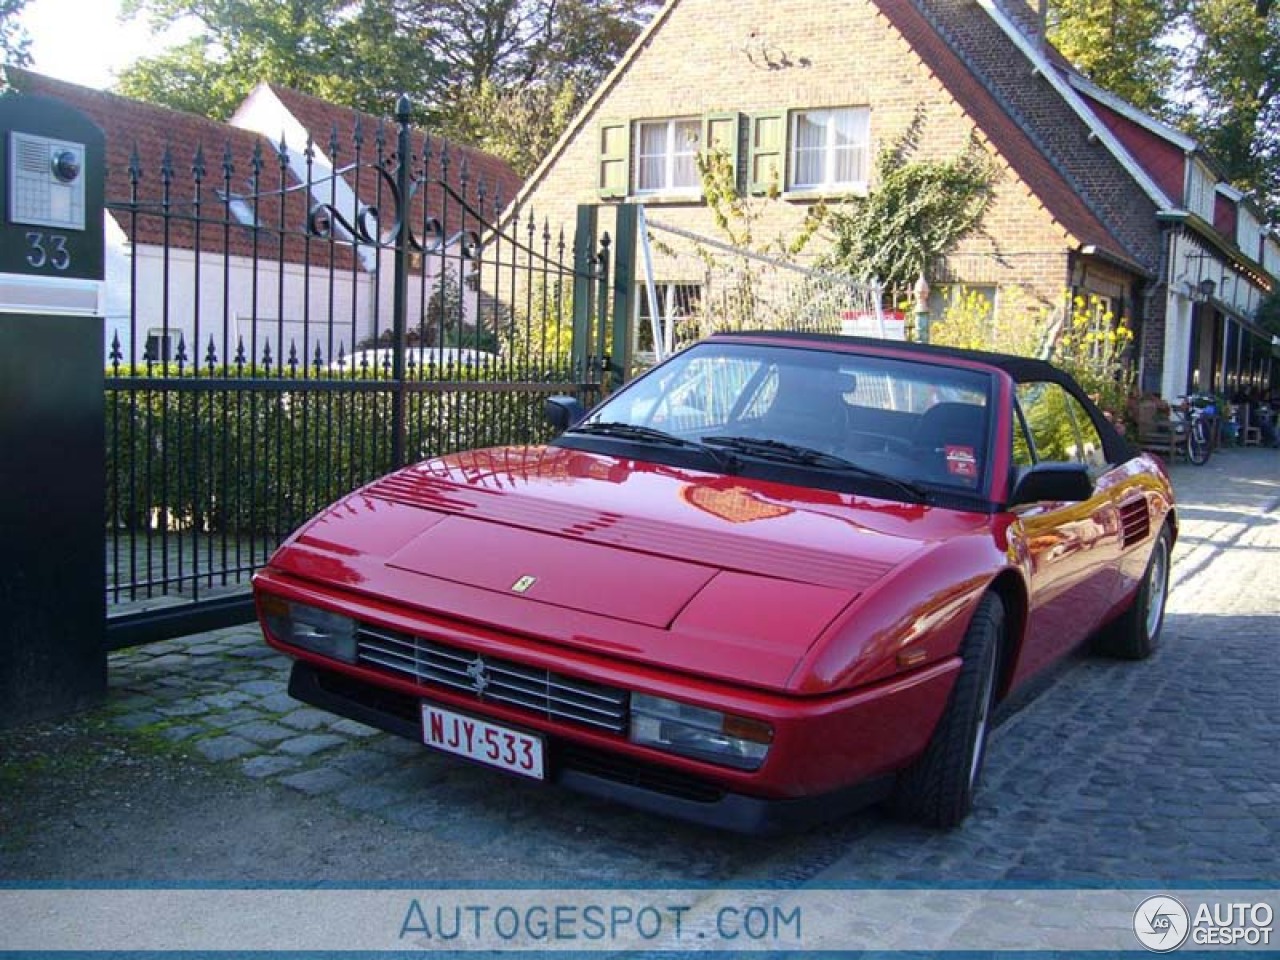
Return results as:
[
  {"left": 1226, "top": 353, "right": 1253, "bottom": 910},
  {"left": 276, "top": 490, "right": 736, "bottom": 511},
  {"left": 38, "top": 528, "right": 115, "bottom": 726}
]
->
[
  {"left": 610, "top": 204, "right": 638, "bottom": 388},
  {"left": 390, "top": 95, "right": 413, "bottom": 469},
  {"left": 595, "top": 232, "right": 612, "bottom": 386},
  {"left": 0, "top": 94, "right": 108, "bottom": 727},
  {"left": 571, "top": 205, "right": 599, "bottom": 385}
]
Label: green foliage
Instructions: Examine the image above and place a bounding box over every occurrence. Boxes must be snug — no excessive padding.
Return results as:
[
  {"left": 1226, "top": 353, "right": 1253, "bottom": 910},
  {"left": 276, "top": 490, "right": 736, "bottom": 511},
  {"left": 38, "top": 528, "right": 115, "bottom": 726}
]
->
[
  {"left": 695, "top": 148, "right": 823, "bottom": 257},
  {"left": 928, "top": 286, "right": 1053, "bottom": 358},
  {"left": 1256, "top": 291, "right": 1280, "bottom": 335},
  {"left": 819, "top": 122, "right": 998, "bottom": 291},
  {"left": 115, "top": 0, "right": 656, "bottom": 160},
  {"left": 404, "top": 0, "right": 657, "bottom": 95},
  {"left": 1051, "top": 294, "right": 1136, "bottom": 433},
  {"left": 117, "top": 0, "right": 443, "bottom": 121},
  {"left": 505, "top": 277, "right": 576, "bottom": 373},
  {"left": 439, "top": 78, "right": 581, "bottom": 178},
  {"left": 1047, "top": 0, "right": 1179, "bottom": 114},
  {"left": 0, "top": 0, "right": 32, "bottom": 77},
  {"left": 106, "top": 366, "right": 564, "bottom": 536},
  {"left": 1047, "top": 0, "right": 1280, "bottom": 218},
  {"left": 1171, "top": 0, "right": 1280, "bottom": 220}
]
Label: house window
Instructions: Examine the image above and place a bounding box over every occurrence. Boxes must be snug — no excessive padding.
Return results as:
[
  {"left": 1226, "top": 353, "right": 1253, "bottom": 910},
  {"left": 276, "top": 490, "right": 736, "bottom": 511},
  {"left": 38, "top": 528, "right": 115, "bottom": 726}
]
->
[
  {"left": 635, "top": 118, "right": 701, "bottom": 194},
  {"left": 789, "top": 107, "right": 869, "bottom": 191},
  {"left": 1185, "top": 158, "right": 1215, "bottom": 222},
  {"left": 636, "top": 283, "right": 702, "bottom": 357},
  {"left": 144, "top": 329, "right": 173, "bottom": 365},
  {"left": 215, "top": 189, "right": 260, "bottom": 228}
]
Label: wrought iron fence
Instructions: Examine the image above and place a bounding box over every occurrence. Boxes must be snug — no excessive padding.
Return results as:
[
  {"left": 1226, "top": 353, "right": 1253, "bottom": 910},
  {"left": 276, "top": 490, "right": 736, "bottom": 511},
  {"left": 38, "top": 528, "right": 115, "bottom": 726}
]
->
[{"left": 105, "top": 97, "right": 614, "bottom": 646}]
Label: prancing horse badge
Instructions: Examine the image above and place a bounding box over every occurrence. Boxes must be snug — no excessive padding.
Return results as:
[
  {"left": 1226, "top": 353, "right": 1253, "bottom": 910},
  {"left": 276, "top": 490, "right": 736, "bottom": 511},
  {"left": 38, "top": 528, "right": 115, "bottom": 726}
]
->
[{"left": 511, "top": 575, "right": 537, "bottom": 594}]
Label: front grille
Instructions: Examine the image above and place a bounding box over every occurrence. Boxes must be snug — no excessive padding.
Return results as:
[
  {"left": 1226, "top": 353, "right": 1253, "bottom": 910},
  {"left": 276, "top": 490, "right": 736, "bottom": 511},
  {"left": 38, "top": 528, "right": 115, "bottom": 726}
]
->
[{"left": 355, "top": 624, "right": 630, "bottom": 734}]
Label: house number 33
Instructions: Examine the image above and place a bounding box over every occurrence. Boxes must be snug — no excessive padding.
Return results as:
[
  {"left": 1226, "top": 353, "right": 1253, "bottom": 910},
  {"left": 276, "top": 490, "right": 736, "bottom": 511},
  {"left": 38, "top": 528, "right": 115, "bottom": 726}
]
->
[{"left": 25, "top": 231, "right": 72, "bottom": 271}]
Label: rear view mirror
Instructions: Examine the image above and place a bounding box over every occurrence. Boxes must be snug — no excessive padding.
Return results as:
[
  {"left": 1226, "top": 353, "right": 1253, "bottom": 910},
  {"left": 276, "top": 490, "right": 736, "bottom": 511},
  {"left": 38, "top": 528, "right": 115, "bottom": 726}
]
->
[
  {"left": 544, "top": 396, "right": 586, "bottom": 433},
  {"left": 1009, "top": 462, "right": 1094, "bottom": 505}
]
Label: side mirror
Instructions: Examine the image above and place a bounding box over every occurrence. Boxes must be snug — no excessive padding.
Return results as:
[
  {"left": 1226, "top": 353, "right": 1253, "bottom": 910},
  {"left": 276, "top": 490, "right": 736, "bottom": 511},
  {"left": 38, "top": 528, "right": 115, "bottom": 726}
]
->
[
  {"left": 544, "top": 395, "right": 586, "bottom": 434},
  {"left": 1009, "top": 462, "right": 1094, "bottom": 506}
]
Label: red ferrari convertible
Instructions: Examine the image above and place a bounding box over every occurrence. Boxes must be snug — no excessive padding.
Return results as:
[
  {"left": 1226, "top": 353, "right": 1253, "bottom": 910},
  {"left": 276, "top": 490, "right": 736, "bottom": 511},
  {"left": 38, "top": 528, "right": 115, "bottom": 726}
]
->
[{"left": 254, "top": 332, "right": 1176, "bottom": 832}]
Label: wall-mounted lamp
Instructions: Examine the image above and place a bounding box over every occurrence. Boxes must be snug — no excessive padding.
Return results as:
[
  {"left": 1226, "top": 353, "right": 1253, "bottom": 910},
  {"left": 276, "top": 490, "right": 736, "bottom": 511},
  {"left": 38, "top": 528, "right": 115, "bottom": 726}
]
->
[{"left": 1198, "top": 277, "right": 1217, "bottom": 299}]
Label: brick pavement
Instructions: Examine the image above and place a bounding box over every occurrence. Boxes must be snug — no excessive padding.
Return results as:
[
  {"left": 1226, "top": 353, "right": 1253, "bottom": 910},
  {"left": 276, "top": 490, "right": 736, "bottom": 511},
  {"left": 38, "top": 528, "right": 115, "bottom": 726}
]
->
[{"left": 89, "top": 447, "right": 1279, "bottom": 881}]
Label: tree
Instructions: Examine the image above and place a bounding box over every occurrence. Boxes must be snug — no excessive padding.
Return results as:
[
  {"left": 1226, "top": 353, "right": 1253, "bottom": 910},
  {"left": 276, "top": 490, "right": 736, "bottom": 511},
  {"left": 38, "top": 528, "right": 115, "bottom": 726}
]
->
[
  {"left": 1047, "top": 0, "right": 1280, "bottom": 219},
  {"left": 438, "top": 77, "right": 579, "bottom": 178},
  {"left": 1171, "top": 0, "right": 1280, "bottom": 219},
  {"left": 1046, "top": 0, "right": 1180, "bottom": 115},
  {"left": 1, "top": 0, "right": 33, "bottom": 89},
  {"left": 404, "top": 0, "right": 657, "bottom": 173},
  {"left": 819, "top": 119, "right": 999, "bottom": 291},
  {"left": 118, "top": 0, "right": 445, "bottom": 121},
  {"left": 115, "top": 0, "right": 656, "bottom": 173},
  {"left": 398, "top": 0, "right": 656, "bottom": 98}
]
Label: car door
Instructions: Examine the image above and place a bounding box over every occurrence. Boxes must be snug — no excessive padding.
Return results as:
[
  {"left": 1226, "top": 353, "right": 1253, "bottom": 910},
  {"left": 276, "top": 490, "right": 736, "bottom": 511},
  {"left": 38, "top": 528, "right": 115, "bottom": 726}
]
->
[{"left": 1008, "top": 381, "right": 1123, "bottom": 683}]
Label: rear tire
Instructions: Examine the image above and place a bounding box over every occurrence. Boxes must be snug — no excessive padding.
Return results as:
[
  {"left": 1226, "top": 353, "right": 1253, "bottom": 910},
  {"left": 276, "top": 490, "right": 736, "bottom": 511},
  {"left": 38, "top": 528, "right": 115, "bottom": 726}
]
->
[
  {"left": 1093, "top": 526, "right": 1172, "bottom": 660},
  {"left": 892, "top": 592, "right": 1004, "bottom": 829}
]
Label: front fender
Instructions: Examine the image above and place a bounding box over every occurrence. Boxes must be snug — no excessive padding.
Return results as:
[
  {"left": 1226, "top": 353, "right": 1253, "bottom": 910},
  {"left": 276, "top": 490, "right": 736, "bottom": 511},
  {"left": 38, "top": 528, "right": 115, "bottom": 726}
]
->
[{"left": 789, "top": 530, "right": 1022, "bottom": 694}]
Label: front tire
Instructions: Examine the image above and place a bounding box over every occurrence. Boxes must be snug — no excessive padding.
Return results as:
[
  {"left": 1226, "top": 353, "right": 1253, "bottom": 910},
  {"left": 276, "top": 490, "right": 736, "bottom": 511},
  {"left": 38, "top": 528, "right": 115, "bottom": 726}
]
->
[
  {"left": 1093, "top": 525, "right": 1172, "bottom": 660},
  {"left": 892, "top": 592, "right": 1004, "bottom": 829}
]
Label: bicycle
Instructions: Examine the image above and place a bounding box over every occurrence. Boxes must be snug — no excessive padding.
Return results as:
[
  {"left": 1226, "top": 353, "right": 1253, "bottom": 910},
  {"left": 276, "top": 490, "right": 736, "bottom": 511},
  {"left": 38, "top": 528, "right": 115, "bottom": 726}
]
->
[{"left": 1174, "top": 394, "right": 1215, "bottom": 466}]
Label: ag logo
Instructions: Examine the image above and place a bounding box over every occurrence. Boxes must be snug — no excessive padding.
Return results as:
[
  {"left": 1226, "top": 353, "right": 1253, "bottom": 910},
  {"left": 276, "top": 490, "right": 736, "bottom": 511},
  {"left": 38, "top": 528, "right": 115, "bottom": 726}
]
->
[{"left": 1133, "top": 895, "right": 1190, "bottom": 952}]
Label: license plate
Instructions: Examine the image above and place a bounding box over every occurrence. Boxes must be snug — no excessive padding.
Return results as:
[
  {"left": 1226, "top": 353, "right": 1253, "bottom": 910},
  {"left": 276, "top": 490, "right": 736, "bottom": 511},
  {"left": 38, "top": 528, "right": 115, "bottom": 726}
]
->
[{"left": 420, "top": 702, "right": 545, "bottom": 780}]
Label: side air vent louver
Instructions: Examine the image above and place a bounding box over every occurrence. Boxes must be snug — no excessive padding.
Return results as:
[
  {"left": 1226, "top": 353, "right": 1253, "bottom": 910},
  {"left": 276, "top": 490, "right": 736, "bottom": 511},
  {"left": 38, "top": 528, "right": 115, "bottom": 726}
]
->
[{"left": 1118, "top": 497, "right": 1151, "bottom": 549}]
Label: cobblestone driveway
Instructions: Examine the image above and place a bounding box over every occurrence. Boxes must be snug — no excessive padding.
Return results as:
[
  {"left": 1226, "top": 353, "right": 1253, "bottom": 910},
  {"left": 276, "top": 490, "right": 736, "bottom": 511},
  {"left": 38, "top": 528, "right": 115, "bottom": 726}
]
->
[{"left": 5, "top": 449, "right": 1278, "bottom": 887}]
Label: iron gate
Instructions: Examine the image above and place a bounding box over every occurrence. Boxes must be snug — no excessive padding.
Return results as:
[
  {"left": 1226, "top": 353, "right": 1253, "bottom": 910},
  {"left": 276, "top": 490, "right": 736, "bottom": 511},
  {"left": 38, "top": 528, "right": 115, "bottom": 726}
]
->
[{"left": 105, "top": 97, "right": 625, "bottom": 647}]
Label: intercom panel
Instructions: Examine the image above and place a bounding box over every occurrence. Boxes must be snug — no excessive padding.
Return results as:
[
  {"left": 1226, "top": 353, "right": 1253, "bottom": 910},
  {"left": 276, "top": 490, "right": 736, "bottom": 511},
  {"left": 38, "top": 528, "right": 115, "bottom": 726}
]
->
[{"left": 8, "top": 131, "right": 87, "bottom": 232}]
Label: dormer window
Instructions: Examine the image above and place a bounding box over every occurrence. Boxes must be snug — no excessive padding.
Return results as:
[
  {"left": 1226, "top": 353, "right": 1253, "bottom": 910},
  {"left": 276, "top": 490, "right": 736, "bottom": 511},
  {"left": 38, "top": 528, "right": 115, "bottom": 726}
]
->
[{"left": 216, "top": 189, "right": 260, "bottom": 227}]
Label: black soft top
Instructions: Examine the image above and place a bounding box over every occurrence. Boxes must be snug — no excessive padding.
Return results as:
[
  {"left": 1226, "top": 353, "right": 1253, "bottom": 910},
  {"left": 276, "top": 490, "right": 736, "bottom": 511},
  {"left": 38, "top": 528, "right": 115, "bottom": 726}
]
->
[{"left": 713, "top": 330, "right": 1073, "bottom": 385}]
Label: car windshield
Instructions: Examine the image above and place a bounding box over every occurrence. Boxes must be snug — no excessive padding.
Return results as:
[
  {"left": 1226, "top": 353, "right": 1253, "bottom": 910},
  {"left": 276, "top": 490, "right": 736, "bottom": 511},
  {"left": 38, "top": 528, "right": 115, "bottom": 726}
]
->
[{"left": 564, "top": 341, "right": 995, "bottom": 501}]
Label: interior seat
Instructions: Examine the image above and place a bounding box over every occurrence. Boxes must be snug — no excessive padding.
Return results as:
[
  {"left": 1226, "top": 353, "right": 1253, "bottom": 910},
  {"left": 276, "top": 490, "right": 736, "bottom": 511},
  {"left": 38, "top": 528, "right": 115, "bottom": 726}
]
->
[
  {"left": 762, "top": 366, "right": 853, "bottom": 451},
  {"left": 912, "top": 401, "right": 987, "bottom": 484}
]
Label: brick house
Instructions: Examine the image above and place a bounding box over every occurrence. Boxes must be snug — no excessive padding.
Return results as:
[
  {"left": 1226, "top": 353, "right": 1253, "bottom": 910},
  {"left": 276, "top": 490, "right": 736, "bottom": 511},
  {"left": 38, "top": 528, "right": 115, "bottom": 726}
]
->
[{"left": 513, "top": 0, "right": 1277, "bottom": 397}]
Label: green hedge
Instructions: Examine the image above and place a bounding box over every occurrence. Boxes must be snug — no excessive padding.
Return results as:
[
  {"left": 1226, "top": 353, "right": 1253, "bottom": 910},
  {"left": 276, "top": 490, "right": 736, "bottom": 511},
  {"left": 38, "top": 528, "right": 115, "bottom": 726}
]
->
[{"left": 106, "top": 367, "right": 579, "bottom": 537}]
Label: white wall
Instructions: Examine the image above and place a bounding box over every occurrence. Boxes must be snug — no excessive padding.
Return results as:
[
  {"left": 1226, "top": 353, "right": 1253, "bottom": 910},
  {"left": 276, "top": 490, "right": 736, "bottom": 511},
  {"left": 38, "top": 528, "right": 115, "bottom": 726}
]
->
[{"left": 105, "top": 230, "right": 375, "bottom": 369}]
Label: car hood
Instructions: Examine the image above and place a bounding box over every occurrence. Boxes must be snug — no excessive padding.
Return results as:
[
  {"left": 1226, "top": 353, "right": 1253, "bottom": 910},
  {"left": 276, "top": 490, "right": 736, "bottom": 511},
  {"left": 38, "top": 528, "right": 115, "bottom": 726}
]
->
[{"left": 268, "top": 446, "right": 988, "bottom": 689}]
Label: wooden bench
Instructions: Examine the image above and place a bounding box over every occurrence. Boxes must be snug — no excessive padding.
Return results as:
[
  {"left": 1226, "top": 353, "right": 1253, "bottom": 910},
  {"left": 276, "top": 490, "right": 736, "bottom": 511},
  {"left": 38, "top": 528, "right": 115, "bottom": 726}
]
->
[{"left": 1134, "top": 395, "right": 1180, "bottom": 461}]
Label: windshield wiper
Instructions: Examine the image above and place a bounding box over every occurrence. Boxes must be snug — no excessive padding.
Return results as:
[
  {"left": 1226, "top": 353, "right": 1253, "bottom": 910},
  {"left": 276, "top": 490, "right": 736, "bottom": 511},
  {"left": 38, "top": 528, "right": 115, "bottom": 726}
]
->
[
  {"left": 567, "top": 421, "right": 739, "bottom": 472},
  {"left": 703, "top": 436, "right": 929, "bottom": 501}
]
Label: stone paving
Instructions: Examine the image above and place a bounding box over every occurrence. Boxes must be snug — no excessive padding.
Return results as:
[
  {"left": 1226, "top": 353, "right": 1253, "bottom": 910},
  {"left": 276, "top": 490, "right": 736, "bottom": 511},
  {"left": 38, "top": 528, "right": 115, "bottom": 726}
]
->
[{"left": 88, "top": 447, "right": 1280, "bottom": 881}]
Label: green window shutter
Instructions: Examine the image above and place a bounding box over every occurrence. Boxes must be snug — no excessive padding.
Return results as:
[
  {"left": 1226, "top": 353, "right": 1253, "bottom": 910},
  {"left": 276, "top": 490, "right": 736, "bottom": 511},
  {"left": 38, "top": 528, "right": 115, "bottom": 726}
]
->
[
  {"left": 748, "top": 111, "right": 787, "bottom": 195},
  {"left": 598, "top": 119, "right": 630, "bottom": 200},
  {"left": 702, "top": 112, "right": 743, "bottom": 187}
]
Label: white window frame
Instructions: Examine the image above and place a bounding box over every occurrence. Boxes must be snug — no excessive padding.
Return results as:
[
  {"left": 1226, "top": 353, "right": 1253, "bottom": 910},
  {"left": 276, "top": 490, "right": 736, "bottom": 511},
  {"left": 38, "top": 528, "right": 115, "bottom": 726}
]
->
[
  {"left": 788, "top": 107, "right": 870, "bottom": 192},
  {"left": 1185, "top": 158, "right": 1216, "bottom": 222},
  {"left": 633, "top": 118, "right": 701, "bottom": 195},
  {"left": 635, "top": 282, "right": 701, "bottom": 360}
]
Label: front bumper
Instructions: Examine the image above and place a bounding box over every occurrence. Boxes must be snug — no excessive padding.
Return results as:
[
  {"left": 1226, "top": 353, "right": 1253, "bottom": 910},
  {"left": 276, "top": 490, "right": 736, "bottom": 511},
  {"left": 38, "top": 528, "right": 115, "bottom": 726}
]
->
[{"left": 288, "top": 660, "right": 894, "bottom": 834}]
